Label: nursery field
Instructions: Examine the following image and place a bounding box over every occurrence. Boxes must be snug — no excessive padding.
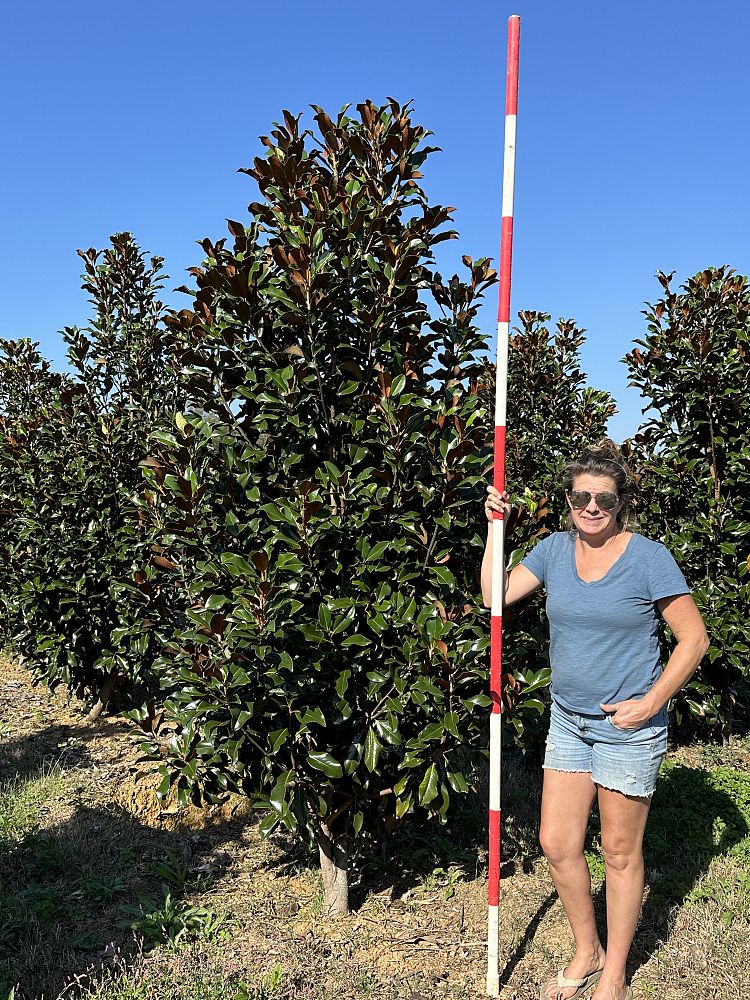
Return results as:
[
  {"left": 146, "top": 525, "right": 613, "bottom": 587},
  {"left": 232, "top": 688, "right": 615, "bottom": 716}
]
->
[{"left": 1, "top": 656, "right": 749, "bottom": 1000}]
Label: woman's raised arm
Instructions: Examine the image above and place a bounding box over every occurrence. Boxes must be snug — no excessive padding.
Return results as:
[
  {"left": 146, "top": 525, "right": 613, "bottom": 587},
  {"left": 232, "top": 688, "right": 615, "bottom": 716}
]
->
[{"left": 481, "top": 486, "right": 543, "bottom": 608}]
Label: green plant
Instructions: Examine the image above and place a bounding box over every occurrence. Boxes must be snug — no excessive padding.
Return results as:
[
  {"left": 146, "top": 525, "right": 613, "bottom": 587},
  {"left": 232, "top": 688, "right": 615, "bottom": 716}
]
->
[
  {"left": 71, "top": 872, "right": 129, "bottom": 906},
  {"left": 353, "top": 970, "right": 379, "bottom": 996},
  {"left": 118, "top": 890, "right": 234, "bottom": 948},
  {"left": 69, "top": 952, "right": 250, "bottom": 1000},
  {"left": 584, "top": 849, "right": 605, "bottom": 881},
  {"left": 624, "top": 266, "right": 750, "bottom": 738},
  {"left": 0, "top": 342, "right": 69, "bottom": 667},
  {"left": 421, "top": 864, "right": 463, "bottom": 899},
  {"left": 0, "top": 763, "right": 69, "bottom": 845},
  {"left": 150, "top": 850, "right": 190, "bottom": 890},
  {"left": 131, "top": 99, "right": 498, "bottom": 916},
  {"left": 232, "top": 964, "right": 284, "bottom": 1000},
  {"left": 588, "top": 760, "right": 750, "bottom": 907},
  {"left": 0, "top": 234, "right": 181, "bottom": 719}
]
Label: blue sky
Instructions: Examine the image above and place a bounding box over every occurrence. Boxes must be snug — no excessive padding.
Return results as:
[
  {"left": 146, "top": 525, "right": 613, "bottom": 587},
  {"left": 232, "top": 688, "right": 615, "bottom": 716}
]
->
[{"left": 2, "top": 0, "right": 748, "bottom": 442}]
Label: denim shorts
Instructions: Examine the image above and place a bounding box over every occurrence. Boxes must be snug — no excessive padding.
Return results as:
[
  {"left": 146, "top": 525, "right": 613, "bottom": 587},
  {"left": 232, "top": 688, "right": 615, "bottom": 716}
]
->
[{"left": 543, "top": 699, "right": 669, "bottom": 798}]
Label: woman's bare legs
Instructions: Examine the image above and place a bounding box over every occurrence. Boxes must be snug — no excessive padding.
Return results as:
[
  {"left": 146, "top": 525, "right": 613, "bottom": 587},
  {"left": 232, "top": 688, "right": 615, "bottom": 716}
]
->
[
  {"left": 539, "top": 769, "right": 606, "bottom": 999},
  {"left": 590, "top": 786, "right": 651, "bottom": 1000}
]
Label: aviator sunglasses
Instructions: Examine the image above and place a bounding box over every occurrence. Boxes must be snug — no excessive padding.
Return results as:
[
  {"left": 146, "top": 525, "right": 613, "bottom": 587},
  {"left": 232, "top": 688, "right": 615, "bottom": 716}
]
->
[{"left": 567, "top": 490, "right": 620, "bottom": 511}]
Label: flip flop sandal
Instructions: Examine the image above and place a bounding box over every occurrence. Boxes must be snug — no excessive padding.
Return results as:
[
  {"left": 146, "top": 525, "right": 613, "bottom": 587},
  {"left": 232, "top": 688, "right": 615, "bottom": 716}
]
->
[{"left": 539, "top": 967, "right": 603, "bottom": 1000}]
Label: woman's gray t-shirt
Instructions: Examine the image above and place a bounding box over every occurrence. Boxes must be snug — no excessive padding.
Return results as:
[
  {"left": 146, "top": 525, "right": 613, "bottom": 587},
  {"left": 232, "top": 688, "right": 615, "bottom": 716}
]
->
[{"left": 520, "top": 531, "right": 690, "bottom": 715}]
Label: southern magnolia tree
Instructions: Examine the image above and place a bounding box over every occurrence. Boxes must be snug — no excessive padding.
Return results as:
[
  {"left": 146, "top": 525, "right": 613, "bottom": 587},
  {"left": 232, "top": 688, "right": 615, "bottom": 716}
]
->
[
  {"left": 132, "top": 101, "right": 506, "bottom": 914},
  {"left": 0, "top": 234, "right": 180, "bottom": 718},
  {"left": 0, "top": 341, "right": 72, "bottom": 660},
  {"left": 624, "top": 267, "right": 750, "bottom": 738},
  {"left": 478, "top": 311, "right": 616, "bottom": 743}
]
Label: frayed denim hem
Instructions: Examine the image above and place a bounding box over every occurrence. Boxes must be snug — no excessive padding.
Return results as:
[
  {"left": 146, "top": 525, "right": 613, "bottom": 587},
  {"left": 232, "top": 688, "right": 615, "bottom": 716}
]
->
[
  {"left": 542, "top": 764, "right": 592, "bottom": 773},
  {"left": 593, "top": 778, "right": 655, "bottom": 800}
]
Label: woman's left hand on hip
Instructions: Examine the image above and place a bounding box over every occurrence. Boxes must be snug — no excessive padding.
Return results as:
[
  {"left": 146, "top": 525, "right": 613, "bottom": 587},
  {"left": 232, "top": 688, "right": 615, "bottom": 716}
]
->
[{"left": 600, "top": 698, "right": 654, "bottom": 729}]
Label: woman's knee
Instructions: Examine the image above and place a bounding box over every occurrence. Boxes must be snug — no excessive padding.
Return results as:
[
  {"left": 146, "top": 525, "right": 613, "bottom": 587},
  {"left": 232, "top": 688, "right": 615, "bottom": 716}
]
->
[
  {"left": 600, "top": 838, "right": 643, "bottom": 873},
  {"left": 539, "top": 826, "right": 584, "bottom": 867}
]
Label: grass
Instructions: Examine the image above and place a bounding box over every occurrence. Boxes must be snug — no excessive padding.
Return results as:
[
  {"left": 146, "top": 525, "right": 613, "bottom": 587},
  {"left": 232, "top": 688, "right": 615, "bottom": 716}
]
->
[
  {"left": 60, "top": 949, "right": 251, "bottom": 1000},
  {"left": 0, "top": 764, "right": 99, "bottom": 995},
  {"left": 0, "top": 760, "right": 69, "bottom": 844}
]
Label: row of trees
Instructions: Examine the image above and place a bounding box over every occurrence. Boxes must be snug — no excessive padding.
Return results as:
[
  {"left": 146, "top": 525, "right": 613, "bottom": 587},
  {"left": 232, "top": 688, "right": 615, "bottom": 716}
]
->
[
  {"left": 625, "top": 267, "right": 750, "bottom": 739},
  {"left": 1, "top": 100, "right": 748, "bottom": 911}
]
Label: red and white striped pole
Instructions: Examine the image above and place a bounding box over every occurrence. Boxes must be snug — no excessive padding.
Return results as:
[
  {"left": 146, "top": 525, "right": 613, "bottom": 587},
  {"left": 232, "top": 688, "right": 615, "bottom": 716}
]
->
[{"left": 487, "top": 14, "right": 520, "bottom": 997}]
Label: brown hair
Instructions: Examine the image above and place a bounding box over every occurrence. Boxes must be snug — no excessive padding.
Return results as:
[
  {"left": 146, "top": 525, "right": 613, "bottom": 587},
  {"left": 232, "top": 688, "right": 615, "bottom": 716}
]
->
[{"left": 562, "top": 438, "right": 634, "bottom": 531}]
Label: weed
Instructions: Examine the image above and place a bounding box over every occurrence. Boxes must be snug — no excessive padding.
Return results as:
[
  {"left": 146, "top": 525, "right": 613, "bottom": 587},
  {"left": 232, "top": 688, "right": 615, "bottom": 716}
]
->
[
  {"left": 418, "top": 864, "right": 464, "bottom": 899},
  {"left": 150, "top": 850, "right": 190, "bottom": 890},
  {"left": 17, "top": 828, "right": 73, "bottom": 876},
  {"left": 71, "top": 872, "right": 129, "bottom": 907},
  {"left": 353, "top": 969, "right": 380, "bottom": 995},
  {"left": 67, "top": 947, "right": 249, "bottom": 1000},
  {"left": 233, "top": 963, "right": 284, "bottom": 1000},
  {"left": 584, "top": 849, "right": 605, "bottom": 881},
  {"left": 118, "top": 890, "right": 235, "bottom": 949},
  {"left": 645, "top": 762, "right": 750, "bottom": 905}
]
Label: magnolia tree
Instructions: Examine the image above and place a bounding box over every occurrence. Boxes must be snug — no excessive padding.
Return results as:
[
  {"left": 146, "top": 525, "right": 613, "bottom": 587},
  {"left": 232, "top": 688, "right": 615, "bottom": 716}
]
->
[
  {"left": 624, "top": 267, "right": 750, "bottom": 738},
  {"left": 130, "top": 101, "right": 509, "bottom": 914},
  {"left": 0, "top": 342, "right": 72, "bottom": 660},
  {"left": 0, "top": 235, "right": 180, "bottom": 718}
]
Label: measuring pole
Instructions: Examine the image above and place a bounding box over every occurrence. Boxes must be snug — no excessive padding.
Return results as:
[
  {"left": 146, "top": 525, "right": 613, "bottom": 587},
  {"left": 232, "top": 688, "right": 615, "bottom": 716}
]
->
[{"left": 487, "top": 14, "right": 520, "bottom": 998}]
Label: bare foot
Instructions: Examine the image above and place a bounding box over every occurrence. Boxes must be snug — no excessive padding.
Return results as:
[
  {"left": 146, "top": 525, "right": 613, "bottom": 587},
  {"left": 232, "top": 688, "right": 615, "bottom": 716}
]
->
[{"left": 591, "top": 982, "right": 630, "bottom": 1000}]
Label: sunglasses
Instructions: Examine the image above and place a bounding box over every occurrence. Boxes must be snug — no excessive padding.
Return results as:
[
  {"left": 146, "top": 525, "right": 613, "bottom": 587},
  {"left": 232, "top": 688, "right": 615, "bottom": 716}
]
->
[{"left": 567, "top": 490, "right": 620, "bottom": 511}]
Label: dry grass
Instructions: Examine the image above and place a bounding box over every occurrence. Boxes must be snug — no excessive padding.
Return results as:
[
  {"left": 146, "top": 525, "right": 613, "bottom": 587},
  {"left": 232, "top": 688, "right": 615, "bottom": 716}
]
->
[{"left": 1, "top": 654, "right": 748, "bottom": 1000}]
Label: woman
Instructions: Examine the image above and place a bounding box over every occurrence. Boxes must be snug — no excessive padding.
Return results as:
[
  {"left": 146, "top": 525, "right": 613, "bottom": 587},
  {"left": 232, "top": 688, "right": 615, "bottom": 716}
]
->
[{"left": 480, "top": 439, "right": 709, "bottom": 1000}]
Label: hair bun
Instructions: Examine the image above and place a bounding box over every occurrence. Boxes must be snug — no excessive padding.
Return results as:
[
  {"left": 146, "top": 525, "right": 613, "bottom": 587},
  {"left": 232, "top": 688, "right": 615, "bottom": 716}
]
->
[{"left": 580, "top": 437, "right": 623, "bottom": 464}]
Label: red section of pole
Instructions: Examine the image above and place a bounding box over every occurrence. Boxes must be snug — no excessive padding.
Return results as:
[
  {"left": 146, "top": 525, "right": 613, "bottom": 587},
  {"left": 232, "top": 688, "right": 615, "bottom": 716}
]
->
[
  {"left": 505, "top": 22, "right": 520, "bottom": 116},
  {"left": 487, "top": 14, "right": 520, "bottom": 998},
  {"left": 493, "top": 425, "right": 507, "bottom": 515},
  {"left": 490, "top": 614, "right": 503, "bottom": 712},
  {"left": 498, "top": 216, "right": 514, "bottom": 327},
  {"left": 488, "top": 809, "right": 502, "bottom": 906}
]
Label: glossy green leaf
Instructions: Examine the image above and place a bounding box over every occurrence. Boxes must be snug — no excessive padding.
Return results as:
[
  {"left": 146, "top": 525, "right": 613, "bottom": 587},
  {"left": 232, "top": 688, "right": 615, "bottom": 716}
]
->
[
  {"left": 364, "top": 728, "right": 382, "bottom": 772},
  {"left": 418, "top": 764, "right": 439, "bottom": 806},
  {"left": 307, "top": 752, "right": 343, "bottom": 778}
]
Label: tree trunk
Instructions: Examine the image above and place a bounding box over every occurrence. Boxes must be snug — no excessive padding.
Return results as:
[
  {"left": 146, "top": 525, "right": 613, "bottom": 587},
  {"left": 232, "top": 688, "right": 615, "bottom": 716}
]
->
[
  {"left": 86, "top": 671, "right": 117, "bottom": 723},
  {"left": 317, "top": 822, "right": 349, "bottom": 916},
  {"left": 720, "top": 687, "right": 734, "bottom": 743}
]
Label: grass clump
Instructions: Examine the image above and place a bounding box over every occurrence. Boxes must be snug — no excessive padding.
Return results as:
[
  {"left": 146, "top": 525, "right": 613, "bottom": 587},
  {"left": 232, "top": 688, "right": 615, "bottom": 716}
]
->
[
  {"left": 69, "top": 952, "right": 250, "bottom": 1000},
  {"left": 118, "top": 890, "right": 235, "bottom": 949}
]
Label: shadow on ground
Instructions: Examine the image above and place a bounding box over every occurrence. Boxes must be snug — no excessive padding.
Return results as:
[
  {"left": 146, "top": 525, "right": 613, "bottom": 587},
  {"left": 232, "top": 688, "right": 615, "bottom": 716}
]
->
[
  {"left": 262, "top": 749, "right": 544, "bottom": 912},
  {"left": 0, "top": 715, "right": 257, "bottom": 1000},
  {"left": 632, "top": 762, "right": 749, "bottom": 973},
  {"left": 535, "top": 761, "right": 749, "bottom": 985},
  {"left": 4, "top": 708, "right": 747, "bottom": 1000},
  {"left": 0, "top": 720, "right": 123, "bottom": 789}
]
